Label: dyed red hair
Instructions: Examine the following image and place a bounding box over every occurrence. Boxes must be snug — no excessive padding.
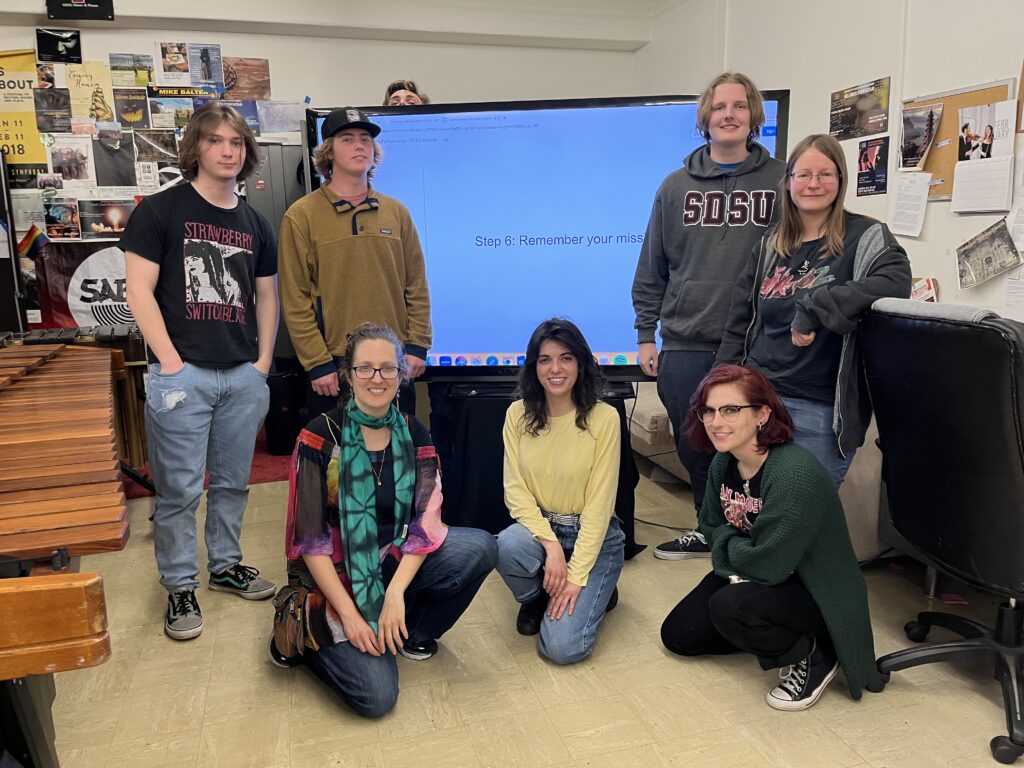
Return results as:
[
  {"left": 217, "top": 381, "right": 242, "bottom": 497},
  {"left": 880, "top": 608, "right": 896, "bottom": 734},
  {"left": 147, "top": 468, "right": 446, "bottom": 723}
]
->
[{"left": 684, "top": 364, "right": 794, "bottom": 453}]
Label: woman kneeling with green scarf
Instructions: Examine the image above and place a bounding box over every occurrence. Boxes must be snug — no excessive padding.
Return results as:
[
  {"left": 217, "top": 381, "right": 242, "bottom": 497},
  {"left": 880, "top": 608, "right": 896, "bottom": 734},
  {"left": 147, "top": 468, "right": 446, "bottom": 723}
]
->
[{"left": 274, "top": 322, "right": 497, "bottom": 717}]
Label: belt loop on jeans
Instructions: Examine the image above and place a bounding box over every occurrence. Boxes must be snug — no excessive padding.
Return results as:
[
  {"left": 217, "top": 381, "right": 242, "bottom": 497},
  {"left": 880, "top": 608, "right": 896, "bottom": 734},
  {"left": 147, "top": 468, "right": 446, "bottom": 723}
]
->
[{"left": 541, "top": 509, "right": 581, "bottom": 530}]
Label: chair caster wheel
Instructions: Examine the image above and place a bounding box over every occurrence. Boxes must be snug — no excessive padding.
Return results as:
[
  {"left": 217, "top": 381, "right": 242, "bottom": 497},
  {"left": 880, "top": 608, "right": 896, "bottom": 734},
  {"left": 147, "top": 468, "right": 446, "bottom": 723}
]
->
[
  {"left": 905, "top": 620, "right": 929, "bottom": 643},
  {"left": 991, "top": 735, "right": 1024, "bottom": 764}
]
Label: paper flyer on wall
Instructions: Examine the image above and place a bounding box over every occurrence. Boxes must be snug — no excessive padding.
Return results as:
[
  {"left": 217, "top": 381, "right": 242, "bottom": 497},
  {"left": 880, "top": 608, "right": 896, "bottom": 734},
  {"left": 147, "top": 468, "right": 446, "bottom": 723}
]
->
[
  {"left": 857, "top": 136, "right": 888, "bottom": 196},
  {"left": 147, "top": 85, "right": 214, "bottom": 129},
  {"left": 37, "top": 62, "right": 56, "bottom": 89},
  {"left": 44, "top": 197, "right": 81, "bottom": 239},
  {"left": 34, "top": 87, "right": 72, "bottom": 133},
  {"left": 47, "top": 135, "right": 97, "bottom": 190},
  {"left": 956, "top": 218, "right": 1021, "bottom": 289},
  {"left": 36, "top": 29, "right": 82, "bottom": 64},
  {"left": 900, "top": 102, "right": 942, "bottom": 169},
  {"left": 108, "top": 53, "right": 153, "bottom": 87},
  {"left": 155, "top": 42, "right": 190, "bottom": 86},
  {"left": 256, "top": 100, "right": 304, "bottom": 133},
  {"left": 829, "top": 76, "right": 890, "bottom": 141},
  {"left": 79, "top": 199, "right": 136, "bottom": 240},
  {"left": 134, "top": 129, "right": 178, "bottom": 163},
  {"left": 194, "top": 97, "right": 260, "bottom": 135},
  {"left": 887, "top": 171, "right": 931, "bottom": 237},
  {"left": 0, "top": 49, "right": 49, "bottom": 184},
  {"left": 187, "top": 43, "right": 224, "bottom": 90},
  {"left": 222, "top": 57, "right": 271, "bottom": 99},
  {"left": 113, "top": 88, "right": 151, "bottom": 129},
  {"left": 64, "top": 61, "right": 115, "bottom": 121},
  {"left": 951, "top": 99, "right": 1017, "bottom": 213},
  {"left": 957, "top": 99, "right": 1015, "bottom": 161}
]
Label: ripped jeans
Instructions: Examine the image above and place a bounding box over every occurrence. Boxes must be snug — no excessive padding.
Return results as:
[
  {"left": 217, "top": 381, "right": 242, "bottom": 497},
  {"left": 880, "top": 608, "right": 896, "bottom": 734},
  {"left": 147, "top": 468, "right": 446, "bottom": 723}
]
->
[{"left": 145, "top": 361, "right": 270, "bottom": 591}]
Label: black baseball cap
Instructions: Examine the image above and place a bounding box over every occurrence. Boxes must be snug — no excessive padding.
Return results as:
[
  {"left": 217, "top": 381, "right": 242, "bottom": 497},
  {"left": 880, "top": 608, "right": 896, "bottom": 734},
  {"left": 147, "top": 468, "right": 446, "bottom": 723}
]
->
[{"left": 321, "top": 107, "right": 381, "bottom": 140}]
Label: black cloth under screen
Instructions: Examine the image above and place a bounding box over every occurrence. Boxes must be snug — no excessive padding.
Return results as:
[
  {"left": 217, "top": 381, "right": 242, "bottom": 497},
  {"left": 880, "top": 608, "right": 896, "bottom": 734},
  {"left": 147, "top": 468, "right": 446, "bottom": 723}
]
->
[
  {"left": 747, "top": 239, "right": 852, "bottom": 403},
  {"left": 118, "top": 183, "right": 277, "bottom": 368},
  {"left": 441, "top": 392, "right": 642, "bottom": 557}
]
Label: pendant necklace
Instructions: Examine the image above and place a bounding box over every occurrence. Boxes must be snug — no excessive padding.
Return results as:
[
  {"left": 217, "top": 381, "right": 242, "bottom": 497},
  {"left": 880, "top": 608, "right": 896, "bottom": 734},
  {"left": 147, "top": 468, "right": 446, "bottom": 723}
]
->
[{"left": 370, "top": 445, "right": 388, "bottom": 486}]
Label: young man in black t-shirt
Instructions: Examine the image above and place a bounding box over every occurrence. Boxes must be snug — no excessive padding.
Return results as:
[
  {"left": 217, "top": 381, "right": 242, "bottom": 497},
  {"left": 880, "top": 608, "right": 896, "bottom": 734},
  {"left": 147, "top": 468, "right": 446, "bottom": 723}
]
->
[{"left": 123, "top": 103, "right": 278, "bottom": 641}]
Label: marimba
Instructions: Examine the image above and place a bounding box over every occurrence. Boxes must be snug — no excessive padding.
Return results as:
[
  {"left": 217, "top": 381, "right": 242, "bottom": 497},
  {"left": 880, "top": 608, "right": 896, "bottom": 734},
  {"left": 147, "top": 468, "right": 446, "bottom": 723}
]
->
[{"left": 0, "top": 344, "right": 130, "bottom": 768}]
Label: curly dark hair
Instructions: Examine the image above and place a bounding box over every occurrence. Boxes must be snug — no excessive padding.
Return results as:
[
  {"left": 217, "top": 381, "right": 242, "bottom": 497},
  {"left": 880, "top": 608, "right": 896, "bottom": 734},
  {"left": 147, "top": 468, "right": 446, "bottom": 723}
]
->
[{"left": 516, "top": 318, "right": 604, "bottom": 436}]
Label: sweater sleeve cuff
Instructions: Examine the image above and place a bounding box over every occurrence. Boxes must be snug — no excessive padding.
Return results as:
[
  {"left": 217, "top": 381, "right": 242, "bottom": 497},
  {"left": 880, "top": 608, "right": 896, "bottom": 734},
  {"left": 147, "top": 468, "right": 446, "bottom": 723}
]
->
[
  {"left": 405, "top": 344, "right": 429, "bottom": 360},
  {"left": 791, "top": 311, "right": 821, "bottom": 334},
  {"left": 308, "top": 361, "right": 338, "bottom": 382},
  {"left": 636, "top": 328, "right": 657, "bottom": 344}
]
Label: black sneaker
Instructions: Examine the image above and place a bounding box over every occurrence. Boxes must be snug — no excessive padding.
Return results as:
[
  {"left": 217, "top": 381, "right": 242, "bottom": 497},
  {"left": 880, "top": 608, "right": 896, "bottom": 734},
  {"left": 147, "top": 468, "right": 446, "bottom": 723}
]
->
[
  {"left": 653, "top": 531, "right": 711, "bottom": 560},
  {"left": 267, "top": 634, "right": 301, "bottom": 669},
  {"left": 399, "top": 637, "right": 438, "bottom": 661},
  {"left": 209, "top": 564, "right": 276, "bottom": 600},
  {"left": 165, "top": 589, "right": 203, "bottom": 641},
  {"left": 516, "top": 591, "right": 550, "bottom": 636},
  {"left": 766, "top": 642, "right": 839, "bottom": 711}
]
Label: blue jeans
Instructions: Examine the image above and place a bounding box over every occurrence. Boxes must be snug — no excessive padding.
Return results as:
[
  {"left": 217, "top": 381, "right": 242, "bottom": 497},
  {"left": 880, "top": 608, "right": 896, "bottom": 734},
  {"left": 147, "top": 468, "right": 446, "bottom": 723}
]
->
[
  {"left": 780, "top": 396, "right": 854, "bottom": 488},
  {"left": 657, "top": 350, "right": 717, "bottom": 509},
  {"left": 496, "top": 518, "right": 624, "bottom": 665},
  {"left": 145, "top": 361, "right": 270, "bottom": 591},
  {"left": 304, "top": 526, "right": 497, "bottom": 717}
]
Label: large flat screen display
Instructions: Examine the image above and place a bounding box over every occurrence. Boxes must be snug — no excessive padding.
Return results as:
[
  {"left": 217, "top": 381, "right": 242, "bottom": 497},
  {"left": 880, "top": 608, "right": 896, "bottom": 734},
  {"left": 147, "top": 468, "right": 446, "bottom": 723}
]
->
[{"left": 304, "top": 94, "right": 789, "bottom": 379}]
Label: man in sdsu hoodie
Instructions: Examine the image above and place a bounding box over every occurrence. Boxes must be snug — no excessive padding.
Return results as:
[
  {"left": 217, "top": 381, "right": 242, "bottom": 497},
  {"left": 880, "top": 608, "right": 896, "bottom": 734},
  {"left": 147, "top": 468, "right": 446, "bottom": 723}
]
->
[{"left": 632, "top": 72, "right": 785, "bottom": 560}]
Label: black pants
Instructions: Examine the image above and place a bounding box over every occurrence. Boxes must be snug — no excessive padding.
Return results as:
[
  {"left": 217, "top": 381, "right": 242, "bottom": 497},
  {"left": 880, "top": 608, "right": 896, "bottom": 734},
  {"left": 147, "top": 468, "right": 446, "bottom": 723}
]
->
[
  {"left": 661, "top": 570, "right": 834, "bottom": 670},
  {"left": 656, "top": 350, "right": 717, "bottom": 509}
]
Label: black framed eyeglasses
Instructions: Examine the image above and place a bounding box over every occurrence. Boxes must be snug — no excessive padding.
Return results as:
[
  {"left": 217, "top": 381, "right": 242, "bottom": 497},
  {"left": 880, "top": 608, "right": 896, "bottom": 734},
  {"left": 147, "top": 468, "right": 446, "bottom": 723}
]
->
[
  {"left": 351, "top": 365, "right": 400, "bottom": 380},
  {"left": 694, "top": 404, "right": 761, "bottom": 424}
]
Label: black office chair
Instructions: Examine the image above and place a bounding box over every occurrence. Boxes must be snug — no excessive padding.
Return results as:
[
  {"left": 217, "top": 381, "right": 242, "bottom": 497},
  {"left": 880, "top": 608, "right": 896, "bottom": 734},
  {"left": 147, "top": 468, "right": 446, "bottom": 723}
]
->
[{"left": 862, "top": 297, "right": 1024, "bottom": 764}]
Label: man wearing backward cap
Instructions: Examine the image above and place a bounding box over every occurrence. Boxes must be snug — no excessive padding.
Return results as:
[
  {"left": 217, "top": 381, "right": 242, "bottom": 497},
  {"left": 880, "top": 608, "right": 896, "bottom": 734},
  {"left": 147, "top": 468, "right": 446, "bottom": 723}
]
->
[{"left": 279, "top": 107, "right": 432, "bottom": 417}]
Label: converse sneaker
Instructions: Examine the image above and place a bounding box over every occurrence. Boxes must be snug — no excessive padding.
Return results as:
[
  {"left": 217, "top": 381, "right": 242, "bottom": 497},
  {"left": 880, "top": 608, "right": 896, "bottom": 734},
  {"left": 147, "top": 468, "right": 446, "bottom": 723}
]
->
[
  {"left": 165, "top": 589, "right": 203, "bottom": 641},
  {"left": 516, "top": 591, "right": 550, "bottom": 636},
  {"left": 399, "top": 637, "right": 438, "bottom": 661},
  {"left": 267, "top": 634, "right": 301, "bottom": 669},
  {"left": 653, "top": 530, "right": 711, "bottom": 560},
  {"left": 209, "top": 564, "right": 276, "bottom": 600},
  {"left": 766, "top": 642, "right": 839, "bottom": 711}
]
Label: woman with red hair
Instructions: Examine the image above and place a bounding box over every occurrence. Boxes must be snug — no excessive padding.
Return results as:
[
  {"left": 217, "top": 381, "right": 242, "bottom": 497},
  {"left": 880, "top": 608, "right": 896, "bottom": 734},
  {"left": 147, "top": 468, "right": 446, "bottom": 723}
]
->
[{"left": 660, "top": 364, "right": 884, "bottom": 710}]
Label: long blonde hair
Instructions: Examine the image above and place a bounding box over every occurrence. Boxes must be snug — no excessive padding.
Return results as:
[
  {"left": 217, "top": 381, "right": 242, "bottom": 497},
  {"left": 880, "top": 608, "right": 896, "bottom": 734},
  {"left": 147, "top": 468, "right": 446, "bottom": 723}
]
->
[
  {"left": 772, "top": 133, "right": 848, "bottom": 259},
  {"left": 695, "top": 71, "right": 767, "bottom": 148}
]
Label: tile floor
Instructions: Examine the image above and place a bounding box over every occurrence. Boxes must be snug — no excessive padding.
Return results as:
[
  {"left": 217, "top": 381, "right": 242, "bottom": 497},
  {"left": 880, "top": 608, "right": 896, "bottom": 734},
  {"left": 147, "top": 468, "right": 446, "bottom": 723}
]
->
[{"left": 51, "top": 462, "right": 1007, "bottom": 768}]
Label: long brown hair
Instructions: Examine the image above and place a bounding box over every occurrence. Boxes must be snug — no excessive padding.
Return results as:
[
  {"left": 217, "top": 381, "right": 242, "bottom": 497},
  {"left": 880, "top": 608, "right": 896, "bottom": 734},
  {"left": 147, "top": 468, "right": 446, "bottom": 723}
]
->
[
  {"left": 177, "top": 102, "right": 260, "bottom": 182},
  {"left": 771, "top": 133, "right": 848, "bottom": 259}
]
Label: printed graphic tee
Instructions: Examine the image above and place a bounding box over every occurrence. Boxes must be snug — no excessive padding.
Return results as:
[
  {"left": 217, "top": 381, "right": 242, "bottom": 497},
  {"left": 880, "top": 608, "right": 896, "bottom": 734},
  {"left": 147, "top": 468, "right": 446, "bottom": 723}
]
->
[
  {"left": 120, "top": 183, "right": 277, "bottom": 368},
  {"left": 720, "top": 456, "right": 763, "bottom": 535},
  {"left": 747, "top": 238, "right": 854, "bottom": 403}
]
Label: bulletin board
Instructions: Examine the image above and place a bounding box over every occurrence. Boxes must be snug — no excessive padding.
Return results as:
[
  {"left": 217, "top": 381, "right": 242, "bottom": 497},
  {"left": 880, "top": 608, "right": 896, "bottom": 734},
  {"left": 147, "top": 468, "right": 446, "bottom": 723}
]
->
[{"left": 901, "top": 79, "right": 1015, "bottom": 200}]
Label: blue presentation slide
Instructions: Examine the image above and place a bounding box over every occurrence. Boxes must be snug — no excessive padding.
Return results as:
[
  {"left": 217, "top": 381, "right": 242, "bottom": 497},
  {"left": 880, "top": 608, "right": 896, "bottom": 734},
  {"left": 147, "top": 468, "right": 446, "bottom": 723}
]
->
[{"left": 317, "top": 100, "right": 779, "bottom": 365}]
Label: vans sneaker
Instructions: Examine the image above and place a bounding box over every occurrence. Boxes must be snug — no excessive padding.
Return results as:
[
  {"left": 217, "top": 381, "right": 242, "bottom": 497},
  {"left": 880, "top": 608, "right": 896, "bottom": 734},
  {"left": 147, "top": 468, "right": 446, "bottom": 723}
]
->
[
  {"left": 165, "top": 589, "right": 203, "bottom": 641},
  {"left": 653, "top": 531, "right": 711, "bottom": 560},
  {"left": 209, "top": 564, "right": 276, "bottom": 600}
]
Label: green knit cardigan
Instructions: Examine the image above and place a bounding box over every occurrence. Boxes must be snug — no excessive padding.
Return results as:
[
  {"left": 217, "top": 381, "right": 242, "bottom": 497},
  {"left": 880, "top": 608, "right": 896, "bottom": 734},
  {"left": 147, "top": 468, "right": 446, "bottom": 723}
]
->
[{"left": 698, "top": 443, "right": 885, "bottom": 699}]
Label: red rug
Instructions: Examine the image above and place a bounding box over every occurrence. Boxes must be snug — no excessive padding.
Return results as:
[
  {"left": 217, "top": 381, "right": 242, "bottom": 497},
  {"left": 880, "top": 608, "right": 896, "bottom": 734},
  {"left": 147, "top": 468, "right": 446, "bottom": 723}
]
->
[{"left": 122, "top": 427, "right": 291, "bottom": 499}]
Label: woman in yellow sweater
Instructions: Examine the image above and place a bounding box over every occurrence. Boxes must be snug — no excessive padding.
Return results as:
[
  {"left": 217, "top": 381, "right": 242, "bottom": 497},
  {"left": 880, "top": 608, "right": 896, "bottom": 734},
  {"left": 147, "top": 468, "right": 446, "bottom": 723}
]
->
[{"left": 496, "top": 318, "right": 624, "bottom": 664}]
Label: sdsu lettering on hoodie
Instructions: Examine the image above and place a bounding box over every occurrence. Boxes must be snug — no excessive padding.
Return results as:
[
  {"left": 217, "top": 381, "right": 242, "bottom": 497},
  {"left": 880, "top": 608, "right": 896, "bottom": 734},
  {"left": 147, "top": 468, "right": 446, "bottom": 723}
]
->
[{"left": 632, "top": 143, "right": 785, "bottom": 351}]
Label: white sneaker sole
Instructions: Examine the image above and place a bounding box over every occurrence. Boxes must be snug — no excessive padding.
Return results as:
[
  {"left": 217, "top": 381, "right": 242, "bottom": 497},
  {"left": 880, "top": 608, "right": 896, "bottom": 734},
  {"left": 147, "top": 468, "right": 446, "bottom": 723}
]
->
[
  {"left": 766, "top": 662, "right": 839, "bottom": 711},
  {"left": 208, "top": 582, "right": 276, "bottom": 600},
  {"left": 653, "top": 549, "right": 711, "bottom": 560},
  {"left": 165, "top": 621, "right": 203, "bottom": 641}
]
